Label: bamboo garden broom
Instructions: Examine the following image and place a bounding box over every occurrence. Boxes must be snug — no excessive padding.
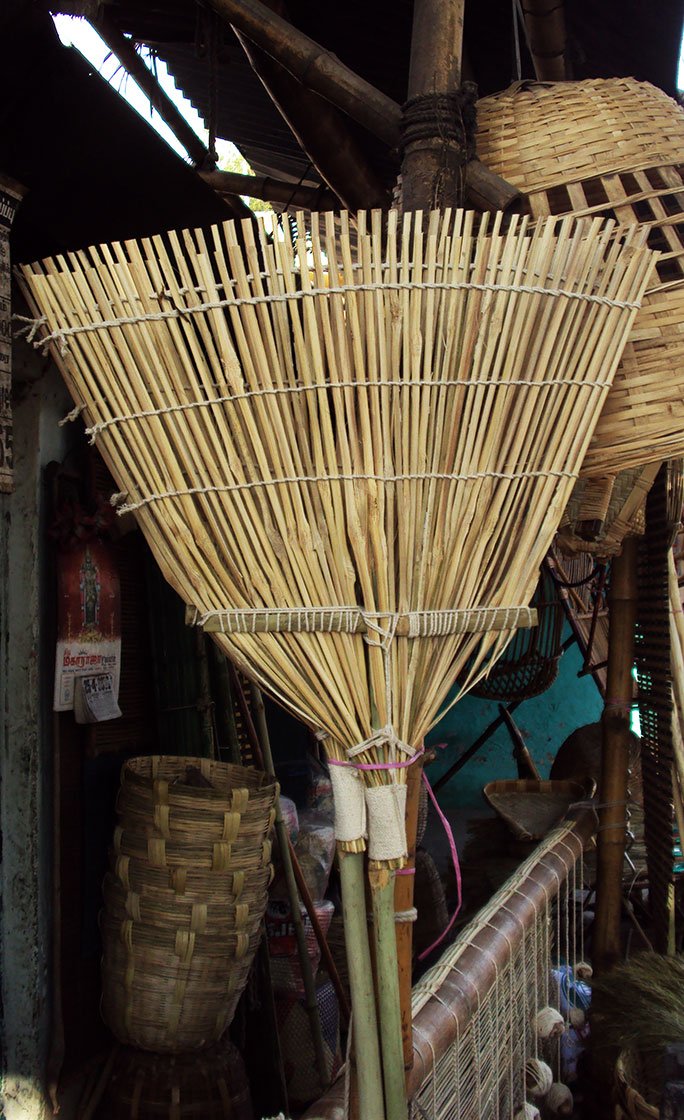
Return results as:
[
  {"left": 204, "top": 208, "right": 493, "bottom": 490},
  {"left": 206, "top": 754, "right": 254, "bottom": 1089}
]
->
[{"left": 20, "top": 207, "right": 655, "bottom": 1120}]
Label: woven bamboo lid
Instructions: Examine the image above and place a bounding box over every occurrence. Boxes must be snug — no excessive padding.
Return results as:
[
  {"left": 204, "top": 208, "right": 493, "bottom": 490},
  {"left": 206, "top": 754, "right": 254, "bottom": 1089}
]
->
[{"left": 477, "top": 78, "right": 684, "bottom": 194}]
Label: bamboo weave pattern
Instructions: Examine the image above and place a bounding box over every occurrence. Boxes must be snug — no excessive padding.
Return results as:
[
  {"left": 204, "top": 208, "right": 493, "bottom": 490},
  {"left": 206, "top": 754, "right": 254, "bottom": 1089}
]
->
[{"left": 477, "top": 78, "right": 684, "bottom": 479}]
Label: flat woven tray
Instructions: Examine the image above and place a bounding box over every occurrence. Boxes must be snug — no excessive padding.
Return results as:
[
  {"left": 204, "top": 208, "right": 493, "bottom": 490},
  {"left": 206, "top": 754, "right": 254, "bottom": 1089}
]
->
[{"left": 483, "top": 779, "right": 587, "bottom": 841}]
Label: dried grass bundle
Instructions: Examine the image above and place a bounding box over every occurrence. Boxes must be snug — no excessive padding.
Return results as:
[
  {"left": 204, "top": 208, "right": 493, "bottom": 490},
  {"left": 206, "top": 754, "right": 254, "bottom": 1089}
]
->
[{"left": 590, "top": 952, "right": 684, "bottom": 1055}]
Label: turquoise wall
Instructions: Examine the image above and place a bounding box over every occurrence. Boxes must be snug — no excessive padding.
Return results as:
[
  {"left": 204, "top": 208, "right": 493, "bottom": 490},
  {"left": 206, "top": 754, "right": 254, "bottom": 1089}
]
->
[{"left": 425, "top": 624, "right": 604, "bottom": 809}]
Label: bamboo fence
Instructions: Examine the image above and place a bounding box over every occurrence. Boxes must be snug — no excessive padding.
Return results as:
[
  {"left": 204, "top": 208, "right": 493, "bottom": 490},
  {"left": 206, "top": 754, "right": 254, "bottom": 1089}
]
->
[{"left": 19, "top": 207, "right": 655, "bottom": 1119}]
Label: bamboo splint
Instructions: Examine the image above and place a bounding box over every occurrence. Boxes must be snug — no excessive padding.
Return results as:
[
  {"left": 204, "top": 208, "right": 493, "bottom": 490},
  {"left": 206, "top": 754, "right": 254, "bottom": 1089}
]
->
[
  {"left": 20, "top": 207, "right": 655, "bottom": 1119},
  {"left": 476, "top": 78, "right": 684, "bottom": 485}
]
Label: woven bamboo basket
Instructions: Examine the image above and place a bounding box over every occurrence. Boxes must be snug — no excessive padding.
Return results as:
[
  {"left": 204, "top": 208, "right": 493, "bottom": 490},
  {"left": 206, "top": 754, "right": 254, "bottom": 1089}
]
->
[
  {"left": 466, "top": 566, "right": 564, "bottom": 700},
  {"left": 97, "top": 1039, "right": 254, "bottom": 1120},
  {"left": 477, "top": 78, "right": 684, "bottom": 481},
  {"left": 557, "top": 463, "right": 658, "bottom": 557},
  {"left": 20, "top": 209, "right": 656, "bottom": 1120},
  {"left": 615, "top": 1050, "right": 660, "bottom": 1120},
  {"left": 482, "top": 779, "right": 587, "bottom": 841},
  {"left": 101, "top": 756, "right": 276, "bottom": 1052}
]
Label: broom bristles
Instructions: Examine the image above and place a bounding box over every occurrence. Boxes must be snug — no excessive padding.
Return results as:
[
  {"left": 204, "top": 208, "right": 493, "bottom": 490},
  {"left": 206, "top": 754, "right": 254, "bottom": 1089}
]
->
[{"left": 20, "top": 209, "right": 655, "bottom": 853}]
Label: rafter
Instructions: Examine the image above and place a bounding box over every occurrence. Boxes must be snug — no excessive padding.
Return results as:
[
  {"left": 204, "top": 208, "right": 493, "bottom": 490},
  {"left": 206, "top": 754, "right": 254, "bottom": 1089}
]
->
[
  {"left": 208, "top": 0, "right": 520, "bottom": 212},
  {"left": 200, "top": 167, "right": 339, "bottom": 210}
]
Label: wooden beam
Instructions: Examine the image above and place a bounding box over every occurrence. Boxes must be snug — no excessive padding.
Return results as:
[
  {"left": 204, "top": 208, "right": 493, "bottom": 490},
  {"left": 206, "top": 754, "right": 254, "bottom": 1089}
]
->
[
  {"left": 521, "top": 0, "right": 567, "bottom": 81},
  {"left": 200, "top": 168, "right": 339, "bottom": 210},
  {"left": 209, "top": 0, "right": 520, "bottom": 212},
  {"left": 592, "top": 537, "right": 638, "bottom": 973},
  {"left": 92, "top": 14, "right": 212, "bottom": 168}
]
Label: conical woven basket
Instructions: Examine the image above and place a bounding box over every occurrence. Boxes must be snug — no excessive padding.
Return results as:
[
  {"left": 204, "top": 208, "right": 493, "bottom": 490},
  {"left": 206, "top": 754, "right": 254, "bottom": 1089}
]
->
[
  {"left": 101, "top": 756, "right": 276, "bottom": 1052},
  {"left": 477, "top": 78, "right": 684, "bottom": 480}
]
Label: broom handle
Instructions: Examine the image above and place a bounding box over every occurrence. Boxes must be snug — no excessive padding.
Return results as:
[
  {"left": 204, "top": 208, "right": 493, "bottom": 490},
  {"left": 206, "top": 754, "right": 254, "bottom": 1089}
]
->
[
  {"left": 249, "top": 684, "right": 331, "bottom": 1094},
  {"left": 370, "top": 868, "right": 409, "bottom": 1120},
  {"left": 339, "top": 850, "right": 385, "bottom": 1120},
  {"left": 395, "top": 754, "right": 423, "bottom": 1070}
]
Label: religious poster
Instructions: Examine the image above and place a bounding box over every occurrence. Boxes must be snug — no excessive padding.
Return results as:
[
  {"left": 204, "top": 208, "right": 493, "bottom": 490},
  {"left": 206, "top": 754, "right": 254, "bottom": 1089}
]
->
[
  {"left": 53, "top": 539, "right": 122, "bottom": 716},
  {"left": 0, "top": 174, "right": 25, "bottom": 494}
]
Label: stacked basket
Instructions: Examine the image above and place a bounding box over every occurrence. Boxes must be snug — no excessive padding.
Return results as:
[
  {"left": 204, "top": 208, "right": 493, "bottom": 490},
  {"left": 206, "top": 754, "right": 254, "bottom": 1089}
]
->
[
  {"left": 97, "top": 1039, "right": 254, "bottom": 1120},
  {"left": 99, "top": 755, "right": 277, "bottom": 1117}
]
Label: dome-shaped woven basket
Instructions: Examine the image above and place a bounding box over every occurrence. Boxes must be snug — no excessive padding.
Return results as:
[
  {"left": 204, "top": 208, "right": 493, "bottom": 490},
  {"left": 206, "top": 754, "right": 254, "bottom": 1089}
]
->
[
  {"left": 556, "top": 463, "right": 658, "bottom": 557},
  {"left": 101, "top": 756, "right": 276, "bottom": 1052},
  {"left": 477, "top": 78, "right": 684, "bottom": 480},
  {"left": 97, "top": 1039, "right": 254, "bottom": 1120}
]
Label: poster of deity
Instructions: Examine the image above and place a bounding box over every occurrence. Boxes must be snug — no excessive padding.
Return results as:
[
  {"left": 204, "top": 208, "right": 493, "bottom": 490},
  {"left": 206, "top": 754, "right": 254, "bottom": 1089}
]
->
[{"left": 53, "top": 539, "right": 121, "bottom": 714}]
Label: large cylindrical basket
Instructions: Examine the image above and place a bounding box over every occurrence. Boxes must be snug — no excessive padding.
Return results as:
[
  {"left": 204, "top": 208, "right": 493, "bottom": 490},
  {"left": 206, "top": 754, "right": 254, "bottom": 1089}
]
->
[{"left": 101, "top": 756, "right": 276, "bottom": 1052}]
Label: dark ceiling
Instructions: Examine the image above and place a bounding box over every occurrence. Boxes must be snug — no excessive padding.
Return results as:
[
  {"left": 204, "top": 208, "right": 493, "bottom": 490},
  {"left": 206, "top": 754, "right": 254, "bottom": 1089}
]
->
[
  {"left": 103, "top": 0, "right": 684, "bottom": 187},
  {"left": 1, "top": 0, "right": 683, "bottom": 260}
]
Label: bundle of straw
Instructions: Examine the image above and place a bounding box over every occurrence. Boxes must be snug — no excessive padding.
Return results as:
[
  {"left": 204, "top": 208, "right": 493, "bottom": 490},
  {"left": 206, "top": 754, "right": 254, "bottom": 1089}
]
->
[
  {"left": 20, "top": 208, "right": 655, "bottom": 1119},
  {"left": 590, "top": 952, "right": 684, "bottom": 1056}
]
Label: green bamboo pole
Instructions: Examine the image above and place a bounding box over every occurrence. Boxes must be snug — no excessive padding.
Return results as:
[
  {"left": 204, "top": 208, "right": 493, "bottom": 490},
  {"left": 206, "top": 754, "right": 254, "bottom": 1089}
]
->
[
  {"left": 339, "top": 850, "right": 385, "bottom": 1120},
  {"left": 370, "top": 868, "right": 408, "bottom": 1120}
]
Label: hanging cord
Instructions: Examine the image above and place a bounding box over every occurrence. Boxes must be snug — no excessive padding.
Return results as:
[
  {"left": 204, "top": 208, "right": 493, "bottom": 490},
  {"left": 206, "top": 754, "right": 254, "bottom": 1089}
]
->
[
  {"left": 417, "top": 774, "right": 463, "bottom": 960},
  {"left": 206, "top": 10, "right": 219, "bottom": 166}
]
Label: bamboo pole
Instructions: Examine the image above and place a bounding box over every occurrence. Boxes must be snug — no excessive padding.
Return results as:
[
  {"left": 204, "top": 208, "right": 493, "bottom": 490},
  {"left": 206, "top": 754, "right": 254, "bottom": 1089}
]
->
[
  {"left": 593, "top": 537, "right": 638, "bottom": 973},
  {"left": 89, "top": 14, "right": 253, "bottom": 222},
  {"left": 390, "top": 2, "right": 465, "bottom": 1092},
  {"left": 339, "top": 851, "right": 385, "bottom": 1120},
  {"left": 520, "top": 0, "right": 567, "bottom": 81},
  {"left": 249, "top": 683, "right": 331, "bottom": 1095},
  {"left": 209, "top": 0, "right": 520, "bottom": 211},
  {"left": 200, "top": 167, "right": 339, "bottom": 210},
  {"left": 370, "top": 869, "right": 408, "bottom": 1120},
  {"left": 210, "top": 0, "right": 399, "bottom": 144},
  {"left": 207, "top": 642, "right": 243, "bottom": 764},
  {"left": 92, "top": 13, "right": 212, "bottom": 167},
  {"left": 395, "top": 757, "right": 422, "bottom": 1071}
]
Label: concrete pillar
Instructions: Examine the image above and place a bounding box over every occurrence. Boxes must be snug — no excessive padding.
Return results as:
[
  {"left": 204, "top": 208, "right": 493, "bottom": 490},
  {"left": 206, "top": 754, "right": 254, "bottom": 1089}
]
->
[{"left": 0, "top": 357, "right": 70, "bottom": 1120}]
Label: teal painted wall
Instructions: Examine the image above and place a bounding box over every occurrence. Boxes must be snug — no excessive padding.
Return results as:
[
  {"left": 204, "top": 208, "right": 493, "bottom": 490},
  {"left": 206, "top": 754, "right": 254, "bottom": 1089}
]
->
[{"left": 425, "top": 624, "right": 604, "bottom": 809}]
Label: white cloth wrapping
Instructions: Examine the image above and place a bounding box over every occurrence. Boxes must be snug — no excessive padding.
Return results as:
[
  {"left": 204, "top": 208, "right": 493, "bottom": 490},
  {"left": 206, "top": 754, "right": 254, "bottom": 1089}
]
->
[
  {"left": 365, "top": 782, "right": 408, "bottom": 862},
  {"left": 329, "top": 764, "right": 367, "bottom": 843}
]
